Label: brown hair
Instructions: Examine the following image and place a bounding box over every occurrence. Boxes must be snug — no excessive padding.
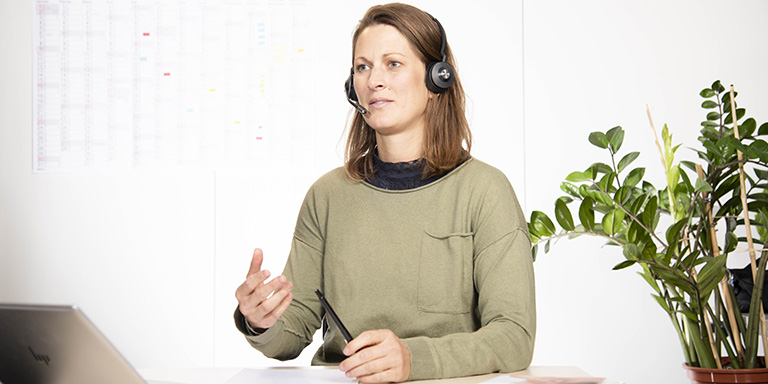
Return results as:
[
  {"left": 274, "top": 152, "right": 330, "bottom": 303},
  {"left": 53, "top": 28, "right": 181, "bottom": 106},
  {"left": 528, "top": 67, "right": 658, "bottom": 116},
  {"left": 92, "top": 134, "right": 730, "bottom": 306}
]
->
[{"left": 343, "top": 3, "right": 472, "bottom": 181}]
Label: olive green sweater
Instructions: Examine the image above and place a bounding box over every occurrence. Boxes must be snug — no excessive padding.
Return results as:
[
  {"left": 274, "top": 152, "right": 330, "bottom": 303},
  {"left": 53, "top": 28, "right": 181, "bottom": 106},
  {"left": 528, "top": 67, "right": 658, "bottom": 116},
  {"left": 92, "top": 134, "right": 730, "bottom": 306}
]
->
[{"left": 237, "top": 158, "right": 535, "bottom": 380}]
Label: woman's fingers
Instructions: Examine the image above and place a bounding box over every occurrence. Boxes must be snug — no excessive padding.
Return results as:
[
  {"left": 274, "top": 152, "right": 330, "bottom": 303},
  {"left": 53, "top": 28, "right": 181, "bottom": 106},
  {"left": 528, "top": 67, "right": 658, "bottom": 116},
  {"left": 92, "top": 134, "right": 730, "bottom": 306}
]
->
[
  {"left": 235, "top": 248, "right": 294, "bottom": 329},
  {"left": 257, "top": 290, "right": 294, "bottom": 327},
  {"left": 235, "top": 269, "right": 269, "bottom": 302},
  {"left": 246, "top": 248, "right": 264, "bottom": 277},
  {"left": 339, "top": 329, "right": 411, "bottom": 383}
]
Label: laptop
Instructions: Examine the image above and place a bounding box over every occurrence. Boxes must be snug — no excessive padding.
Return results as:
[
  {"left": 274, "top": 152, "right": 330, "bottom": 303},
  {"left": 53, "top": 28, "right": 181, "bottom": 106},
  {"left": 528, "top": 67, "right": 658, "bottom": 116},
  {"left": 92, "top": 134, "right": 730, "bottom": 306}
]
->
[{"left": 0, "top": 304, "right": 147, "bottom": 384}]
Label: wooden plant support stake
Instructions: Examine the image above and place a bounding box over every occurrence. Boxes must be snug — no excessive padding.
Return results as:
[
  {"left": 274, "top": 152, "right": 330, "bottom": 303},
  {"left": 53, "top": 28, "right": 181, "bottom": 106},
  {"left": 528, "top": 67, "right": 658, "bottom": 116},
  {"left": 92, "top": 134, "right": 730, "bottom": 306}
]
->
[
  {"left": 697, "top": 165, "right": 738, "bottom": 367},
  {"left": 729, "top": 85, "right": 768, "bottom": 360}
]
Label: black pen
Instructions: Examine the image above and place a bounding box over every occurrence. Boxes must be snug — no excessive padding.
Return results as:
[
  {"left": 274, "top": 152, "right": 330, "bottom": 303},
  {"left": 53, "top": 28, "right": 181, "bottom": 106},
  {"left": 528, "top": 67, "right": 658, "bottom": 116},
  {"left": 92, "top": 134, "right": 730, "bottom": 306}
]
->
[{"left": 314, "top": 289, "right": 353, "bottom": 343}]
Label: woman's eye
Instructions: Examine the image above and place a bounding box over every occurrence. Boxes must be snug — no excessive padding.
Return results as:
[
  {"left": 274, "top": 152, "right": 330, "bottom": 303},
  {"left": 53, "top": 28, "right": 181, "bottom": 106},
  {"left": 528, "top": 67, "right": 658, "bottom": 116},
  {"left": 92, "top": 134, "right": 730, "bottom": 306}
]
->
[
  {"left": 356, "top": 64, "right": 369, "bottom": 72},
  {"left": 389, "top": 61, "right": 401, "bottom": 68}
]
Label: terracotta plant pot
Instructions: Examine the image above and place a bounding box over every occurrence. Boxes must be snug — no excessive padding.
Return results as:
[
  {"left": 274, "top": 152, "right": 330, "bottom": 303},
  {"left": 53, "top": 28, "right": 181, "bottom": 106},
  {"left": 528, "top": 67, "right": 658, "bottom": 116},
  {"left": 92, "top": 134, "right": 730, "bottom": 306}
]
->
[{"left": 684, "top": 358, "right": 768, "bottom": 384}]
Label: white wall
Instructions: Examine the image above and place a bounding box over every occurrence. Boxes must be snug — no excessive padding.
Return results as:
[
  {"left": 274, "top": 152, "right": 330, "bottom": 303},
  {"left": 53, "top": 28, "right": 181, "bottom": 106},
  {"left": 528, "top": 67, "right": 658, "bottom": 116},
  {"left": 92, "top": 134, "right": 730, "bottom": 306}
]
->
[
  {"left": 525, "top": 1, "right": 768, "bottom": 383},
  {"left": 1, "top": 1, "right": 767, "bottom": 383}
]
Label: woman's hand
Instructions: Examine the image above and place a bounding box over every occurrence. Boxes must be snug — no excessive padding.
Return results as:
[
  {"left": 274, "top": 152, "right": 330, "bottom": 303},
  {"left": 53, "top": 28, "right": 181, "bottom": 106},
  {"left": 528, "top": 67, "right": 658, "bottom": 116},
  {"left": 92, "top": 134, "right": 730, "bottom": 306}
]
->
[
  {"left": 235, "top": 248, "right": 294, "bottom": 329},
  {"left": 339, "top": 329, "right": 411, "bottom": 383}
]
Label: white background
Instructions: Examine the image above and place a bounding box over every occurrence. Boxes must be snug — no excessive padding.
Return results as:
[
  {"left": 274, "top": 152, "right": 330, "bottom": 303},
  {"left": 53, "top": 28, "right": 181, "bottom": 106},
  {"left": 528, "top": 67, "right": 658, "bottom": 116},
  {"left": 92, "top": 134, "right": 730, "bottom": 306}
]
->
[{"left": 2, "top": 1, "right": 768, "bottom": 383}]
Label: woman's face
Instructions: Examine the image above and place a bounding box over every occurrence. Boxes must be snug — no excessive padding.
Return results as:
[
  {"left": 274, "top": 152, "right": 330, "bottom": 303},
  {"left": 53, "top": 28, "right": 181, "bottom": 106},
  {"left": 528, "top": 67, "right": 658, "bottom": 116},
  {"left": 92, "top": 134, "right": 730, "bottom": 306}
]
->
[{"left": 353, "top": 24, "right": 431, "bottom": 140}]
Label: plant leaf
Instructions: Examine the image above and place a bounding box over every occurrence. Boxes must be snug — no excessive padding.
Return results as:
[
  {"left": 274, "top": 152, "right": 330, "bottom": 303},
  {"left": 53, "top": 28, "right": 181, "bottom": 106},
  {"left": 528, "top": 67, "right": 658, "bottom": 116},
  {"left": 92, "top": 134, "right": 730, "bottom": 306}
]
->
[
  {"left": 614, "top": 186, "right": 632, "bottom": 206},
  {"left": 724, "top": 231, "right": 738, "bottom": 254},
  {"left": 589, "top": 132, "right": 610, "bottom": 149},
  {"left": 724, "top": 108, "right": 746, "bottom": 124},
  {"left": 642, "top": 196, "right": 658, "bottom": 229},
  {"left": 639, "top": 265, "right": 661, "bottom": 295},
  {"left": 579, "top": 197, "right": 595, "bottom": 231},
  {"left": 741, "top": 118, "right": 757, "bottom": 138},
  {"left": 613, "top": 260, "right": 636, "bottom": 270},
  {"left": 630, "top": 193, "right": 649, "bottom": 215},
  {"left": 617, "top": 152, "right": 640, "bottom": 173},
  {"left": 602, "top": 208, "right": 626, "bottom": 236},
  {"left": 590, "top": 162, "right": 614, "bottom": 175},
  {"left": 624, "top": 167, "right": 646, "bottom": 188},
  {"left": 606, "top": 126, "right": 624, "bottom": 153},
  {"left": 665, "top": 218, "right": 687, "bottom": 248},
  {"left": 651, "top": 294, "right": 671, "bottom": 312},
  {"left": 679, "top": 167, "right": 694, "bottom": 193},
  {"left": 722, "top": 136, "right": 748, "bottom": 155},
  {"left": 565, "top": 171, "right": 590, "bottom": 182},
  {"left": 623, "top": 243, "right": 640, "bottom": 261},
  {"left": 757, "top": 209, "right": 768, "bottom": 243},
  {"left": 722, "top": 91, "right": 735, "bottom": 112},
  {"left": 697, "top": 256, "right": 727, "bottom": 296},
  {"left": 668, "top": 166, "right": 680, "bottom": 195},
  {"left": 598, "top": 172, "right": 615, "bottom": 194},
  {"left": 746, "top": 256, "right": 768, "bottom": 368},
  {"left": 748, "top": 140, "right": 768, "bottom": 162},
  {"left": 712, "top": 80, "right": 725, "bottom": 93},
  {"left": 554, "top": 198, "right": 575, "bottom": 231},
  {"left": 694, "top": 177, "right": 713, "bottom": 193},
  {"left": 560, "top": 182, "right": 580, "bottom": 198},
  {"left": 700, "top": 88, "right": 716, "bottom": 98},
  {"left": 759, "top": 122, "right": 768, "bottom": 135},
  {"left": 527, "top": 223, "right": 542, "bottom": 243},
  {"left": 531, "top": 211, "right": 556, "bottom": 237},
  {"left": 756, "top": 169, "right": 768, "bottom": 181}
]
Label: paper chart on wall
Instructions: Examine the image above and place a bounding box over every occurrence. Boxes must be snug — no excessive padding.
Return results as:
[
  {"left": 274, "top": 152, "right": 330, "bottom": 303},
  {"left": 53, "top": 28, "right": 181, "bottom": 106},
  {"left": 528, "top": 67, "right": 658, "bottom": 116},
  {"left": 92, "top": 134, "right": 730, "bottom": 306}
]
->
[{"left": 33, "top": 0, "right": 314, "bottom": 172}]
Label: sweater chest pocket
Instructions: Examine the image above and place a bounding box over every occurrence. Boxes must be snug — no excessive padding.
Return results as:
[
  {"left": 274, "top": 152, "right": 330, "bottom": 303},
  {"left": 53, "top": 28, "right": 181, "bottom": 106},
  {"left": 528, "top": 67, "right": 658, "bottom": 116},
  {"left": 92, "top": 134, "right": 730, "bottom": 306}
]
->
[{"left": 418, "top": 230, "right": 474, "bottom": 314}]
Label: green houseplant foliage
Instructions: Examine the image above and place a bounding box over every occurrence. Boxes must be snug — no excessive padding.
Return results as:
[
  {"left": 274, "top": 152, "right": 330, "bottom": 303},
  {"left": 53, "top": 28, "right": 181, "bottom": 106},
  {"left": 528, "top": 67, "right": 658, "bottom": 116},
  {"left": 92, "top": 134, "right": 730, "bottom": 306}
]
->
[{"left": 528, "top": 81, "right": 768, "bottom": 369}]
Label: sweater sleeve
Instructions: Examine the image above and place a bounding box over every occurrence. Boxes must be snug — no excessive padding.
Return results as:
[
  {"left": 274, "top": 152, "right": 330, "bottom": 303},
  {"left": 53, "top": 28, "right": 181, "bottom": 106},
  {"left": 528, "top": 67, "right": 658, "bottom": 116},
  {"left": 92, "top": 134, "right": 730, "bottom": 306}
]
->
[
  {"left": 403, "top": 167, "right": 536, "bottom": 381},
  {"left": 234, "top": 181, "right": 328, "bottom": 361}
]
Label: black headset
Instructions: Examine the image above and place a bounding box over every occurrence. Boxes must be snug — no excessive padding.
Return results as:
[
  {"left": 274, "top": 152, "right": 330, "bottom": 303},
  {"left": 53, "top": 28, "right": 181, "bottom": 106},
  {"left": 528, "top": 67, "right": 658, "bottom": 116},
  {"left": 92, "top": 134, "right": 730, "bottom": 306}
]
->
[{"left": 344, "top": 14, "right": 455, "bottom": 115}]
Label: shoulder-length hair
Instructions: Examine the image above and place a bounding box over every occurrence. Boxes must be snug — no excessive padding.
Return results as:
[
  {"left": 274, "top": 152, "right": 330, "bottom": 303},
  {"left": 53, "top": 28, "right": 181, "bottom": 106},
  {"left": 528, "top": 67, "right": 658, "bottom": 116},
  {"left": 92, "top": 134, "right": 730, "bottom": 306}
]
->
[{"left": 343, "top": 3, "right": 472, "bottom": 182}]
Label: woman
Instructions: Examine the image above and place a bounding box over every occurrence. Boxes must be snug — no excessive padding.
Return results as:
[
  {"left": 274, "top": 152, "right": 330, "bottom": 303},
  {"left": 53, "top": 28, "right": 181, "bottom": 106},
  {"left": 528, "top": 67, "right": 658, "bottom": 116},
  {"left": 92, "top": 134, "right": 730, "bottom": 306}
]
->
[{"left": 234, "top": 3, "right": 535, "bottom": 382}]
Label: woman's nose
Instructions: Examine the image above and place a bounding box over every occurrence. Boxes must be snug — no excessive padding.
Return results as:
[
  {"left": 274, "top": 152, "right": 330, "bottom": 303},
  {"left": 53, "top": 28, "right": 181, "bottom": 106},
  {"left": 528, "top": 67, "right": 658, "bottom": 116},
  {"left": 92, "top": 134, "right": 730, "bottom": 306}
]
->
[{"left": 367, "top": 66, "right": 386, "bottom": 90}]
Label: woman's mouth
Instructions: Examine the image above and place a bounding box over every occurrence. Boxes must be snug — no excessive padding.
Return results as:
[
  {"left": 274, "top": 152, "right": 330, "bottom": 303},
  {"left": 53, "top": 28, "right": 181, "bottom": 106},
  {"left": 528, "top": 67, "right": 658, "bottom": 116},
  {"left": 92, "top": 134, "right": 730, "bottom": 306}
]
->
[{"left": 369, "top": 98, "right": 393, "bottom": 108}]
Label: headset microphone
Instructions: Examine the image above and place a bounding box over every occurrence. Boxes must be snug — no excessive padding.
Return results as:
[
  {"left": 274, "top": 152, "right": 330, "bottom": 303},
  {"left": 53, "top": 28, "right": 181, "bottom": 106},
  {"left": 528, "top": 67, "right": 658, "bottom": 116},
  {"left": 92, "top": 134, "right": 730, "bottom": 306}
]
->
[{"left": 344, "top": 70, "right": 368, "bottom": 114}]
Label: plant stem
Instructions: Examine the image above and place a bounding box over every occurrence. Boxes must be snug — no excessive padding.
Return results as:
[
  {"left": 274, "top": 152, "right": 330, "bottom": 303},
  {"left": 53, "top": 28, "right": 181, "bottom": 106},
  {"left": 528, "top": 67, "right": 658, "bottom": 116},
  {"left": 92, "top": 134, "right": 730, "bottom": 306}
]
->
[
  {"left": 609, "top": 149, "right": 622, "bottom": 189},
  {"left": 670, "top": 302, "right": 695, "bottom": 365},
  {"left": 593, "top": 183, "right": 669, "bottom": 249},
  {"left": 536, "top": 231, "right": 624, "bottom": 247},
  {"left": 690, "top": 265, "right": 722, "bottom": 368},
  {"left": 707, "top": 302, "right": 741, "bottom": 369}
]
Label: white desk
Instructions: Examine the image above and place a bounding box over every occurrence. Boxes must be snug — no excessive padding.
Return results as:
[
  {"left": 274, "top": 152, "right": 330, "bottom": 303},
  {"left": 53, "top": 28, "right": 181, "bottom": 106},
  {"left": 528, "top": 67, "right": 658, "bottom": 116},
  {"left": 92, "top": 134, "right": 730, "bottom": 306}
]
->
[{"left": 138, "top": 366, "right": 622, "bottom": 384}]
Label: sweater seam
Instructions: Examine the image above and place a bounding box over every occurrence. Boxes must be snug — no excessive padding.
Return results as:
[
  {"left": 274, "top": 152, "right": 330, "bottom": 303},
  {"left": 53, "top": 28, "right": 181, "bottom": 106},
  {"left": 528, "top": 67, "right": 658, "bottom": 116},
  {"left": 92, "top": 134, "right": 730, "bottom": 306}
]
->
[
  {"left": 293, "top": 233, "right": 323, "bottom": 254},
  {"left": 475, "top": 228, "right": 528, "bottom": 286},
  {"left": 475, "top": 227, "right": 526, "bottom": 255}
]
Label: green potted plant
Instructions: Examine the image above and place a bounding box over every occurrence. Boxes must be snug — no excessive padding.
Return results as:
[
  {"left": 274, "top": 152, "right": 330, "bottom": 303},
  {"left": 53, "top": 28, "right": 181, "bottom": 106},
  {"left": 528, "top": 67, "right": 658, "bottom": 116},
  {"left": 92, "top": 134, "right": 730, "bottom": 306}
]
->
[{"left": 528, "top": 81, "right": 768, "bottom": 383}]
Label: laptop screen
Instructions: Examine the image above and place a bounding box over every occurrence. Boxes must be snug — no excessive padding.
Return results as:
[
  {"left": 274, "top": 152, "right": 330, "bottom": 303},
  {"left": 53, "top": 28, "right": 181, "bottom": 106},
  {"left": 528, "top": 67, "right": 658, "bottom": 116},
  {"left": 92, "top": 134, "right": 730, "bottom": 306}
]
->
[{"left": 0, "top": 304, "right": 146, "bottom": 384}]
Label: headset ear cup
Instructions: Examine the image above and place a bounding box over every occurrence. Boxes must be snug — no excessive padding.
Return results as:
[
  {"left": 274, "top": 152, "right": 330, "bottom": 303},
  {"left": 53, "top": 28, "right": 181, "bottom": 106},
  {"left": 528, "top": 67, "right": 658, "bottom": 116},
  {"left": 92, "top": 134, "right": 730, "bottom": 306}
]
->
[
  {"left": 345, "top": 73, "right": 358, "bottom": 102},
  {"left": 425, "top": 61, "right": 455, "bottom": 93}
]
